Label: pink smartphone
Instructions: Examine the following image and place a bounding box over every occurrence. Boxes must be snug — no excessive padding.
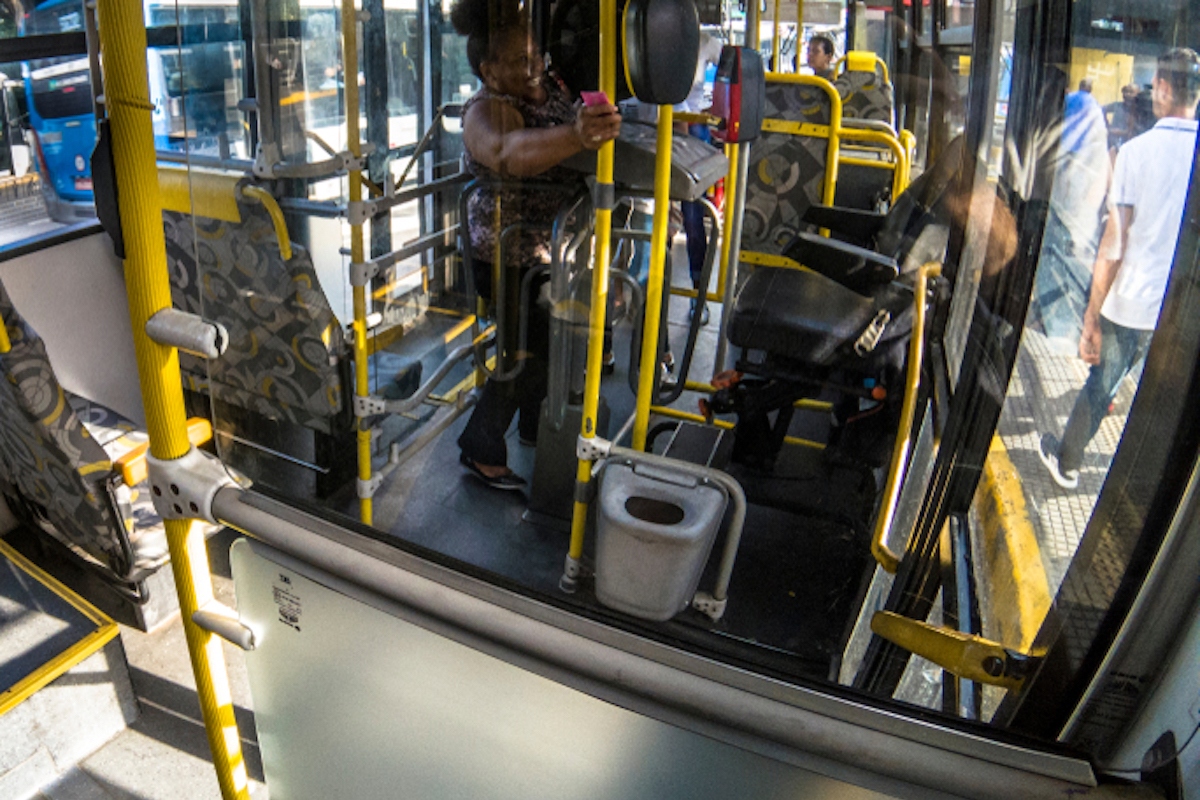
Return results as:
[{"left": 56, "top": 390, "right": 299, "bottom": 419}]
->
[{"left": 580, "top": 90, "right": 611, "bottom": 107}]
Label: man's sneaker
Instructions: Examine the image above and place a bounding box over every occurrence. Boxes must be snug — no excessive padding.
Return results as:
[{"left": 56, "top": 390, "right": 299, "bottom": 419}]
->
[{"left": 1038, "top": 434, "right": 1079, "bottom": 490}]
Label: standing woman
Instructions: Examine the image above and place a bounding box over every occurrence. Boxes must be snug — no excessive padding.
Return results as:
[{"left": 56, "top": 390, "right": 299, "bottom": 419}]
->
[{"left": 452, "top": 0, "right": 621, "bottom": 489}]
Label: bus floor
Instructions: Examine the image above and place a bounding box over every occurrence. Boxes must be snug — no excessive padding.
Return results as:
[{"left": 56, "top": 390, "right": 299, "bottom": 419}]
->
[{"left": 344, "top": 286, "right": 882, "bottom": 685}]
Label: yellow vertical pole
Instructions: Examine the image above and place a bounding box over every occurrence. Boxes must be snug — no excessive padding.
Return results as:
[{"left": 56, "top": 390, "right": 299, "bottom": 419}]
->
[
  {"left": 772, "top": 0, "right": 780, "bottom": 71},
  {"left": 343, "top": 0, "right": 373, "bottom": 525},
  {"left": 716, "top": 142, "right": 738, "bottom": 298},
  {"left": 631, "top": 105, "right": 674, "bottom": 451},
  {"left": 567, "top": 0, "right": 616, "bottom": 562},
  {"left": 95, "top": 0, "right": 249, "bottom": 797}
]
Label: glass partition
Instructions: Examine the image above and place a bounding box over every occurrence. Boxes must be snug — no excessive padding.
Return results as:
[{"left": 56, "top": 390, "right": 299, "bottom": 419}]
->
[{"left": 174, "top": 0, "right": 1200, "bottom": 770}]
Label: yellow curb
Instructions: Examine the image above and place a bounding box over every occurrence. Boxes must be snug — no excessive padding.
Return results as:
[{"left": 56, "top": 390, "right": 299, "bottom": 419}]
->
[{"left": 974, "top": 437, "right": 1051, "bottom": 653}]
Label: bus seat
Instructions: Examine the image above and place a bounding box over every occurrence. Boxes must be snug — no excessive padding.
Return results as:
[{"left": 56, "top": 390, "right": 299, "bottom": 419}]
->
[
  {"left": 834, "top": 52, "right": 895, "bottom": 127},
  {"left": 164, "top": 198, "right": 349, "bottom": 435},
  {"left": 741, "top": 78, "right": 840, "bottom": 255},
  {"left": 711, "top": 138, "right": 963, "bottom": 469},
  {"left": 0, "top": 277, "right": 215, "bottom": 590}
]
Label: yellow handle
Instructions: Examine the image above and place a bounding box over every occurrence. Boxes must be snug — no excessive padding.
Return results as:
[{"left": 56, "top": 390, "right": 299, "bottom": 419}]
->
[
  {"left": 241, "top": 185, "right": 293, "bottom": 261},
  {"left": 872, "top": 261, "right": 942, "bottom": 573},
  {"left": 871, "top": 611, "right": 1029, "bottom": 692},
  {"left": 116, "top": 417, "right": 213, "bottom": 487}
]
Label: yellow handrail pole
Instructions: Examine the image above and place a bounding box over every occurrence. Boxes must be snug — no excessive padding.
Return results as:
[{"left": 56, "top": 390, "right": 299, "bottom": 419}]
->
[
  {"left": 716, "top": 143, "right": 737, "bottom": 298},
  {"left": 797, "top": 0, "right": 804, "bottom": 59},
  {"left": 871, "top": 262, "right": 941, "bottom": 573},
  {"left": 343, "top": 0, "right": 373, "bottom": 524},
  {"left": 567, "top": 0, "right": 617, "bottom": 568},
  {"left": 95, "top": 0, "right": 249, "bottom": 796},
  {"left": 631, "top": 105, "right": 675, "bottom": 451},
  {"left": 240, "top": 185, "right": 293, "bottom": 261},
  {"left": 772, "top": 0, "right": 780, "bottom": 71}
]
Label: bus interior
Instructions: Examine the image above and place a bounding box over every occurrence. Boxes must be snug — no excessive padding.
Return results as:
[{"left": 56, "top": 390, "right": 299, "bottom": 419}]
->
[{"left": 1, "top": 0, "right": 1200, "bottom": 796}]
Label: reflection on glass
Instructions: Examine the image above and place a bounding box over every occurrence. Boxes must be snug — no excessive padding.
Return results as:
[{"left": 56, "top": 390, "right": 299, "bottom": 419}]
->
[{"left": 983, "top": 6, "right": 1199, "bottom": 726}]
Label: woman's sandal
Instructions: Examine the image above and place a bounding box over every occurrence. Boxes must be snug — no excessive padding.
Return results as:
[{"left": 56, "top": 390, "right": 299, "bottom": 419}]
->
[{"left": 459, "top": 453, "right": 527, "bottom": 490}]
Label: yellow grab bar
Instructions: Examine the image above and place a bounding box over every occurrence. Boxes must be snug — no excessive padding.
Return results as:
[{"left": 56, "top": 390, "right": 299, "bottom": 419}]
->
[
  {"left": 872, "top": 261, "right": 942, "bottom": 573},
  {"left": 240, "top": 185, "right": 293, "bottom": 261}
]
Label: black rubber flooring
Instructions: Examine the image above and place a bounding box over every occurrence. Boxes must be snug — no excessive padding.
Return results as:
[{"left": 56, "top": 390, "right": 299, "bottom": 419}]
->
[{"left": 224, "top": 263, "right": 881, "bottom": 683}]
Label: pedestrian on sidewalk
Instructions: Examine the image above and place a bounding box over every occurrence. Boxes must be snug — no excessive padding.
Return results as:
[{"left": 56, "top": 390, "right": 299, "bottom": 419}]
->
[{"left": 1039, "top": 48, "right": 1200, "bottom": 490}]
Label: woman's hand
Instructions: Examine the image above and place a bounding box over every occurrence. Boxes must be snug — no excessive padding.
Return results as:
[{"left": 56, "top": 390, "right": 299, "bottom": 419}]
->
[{"left": 575, "top": 103, "right": 621, "bottom": 150}]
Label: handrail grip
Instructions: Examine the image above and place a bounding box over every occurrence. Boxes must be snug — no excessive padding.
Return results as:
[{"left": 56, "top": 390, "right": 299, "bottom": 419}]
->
[
  {"left": 240, "top": 185, "right": 292, "bottom": 261},
  {"left": 871, "top": 261, "right": 942, "bottom": 573}
]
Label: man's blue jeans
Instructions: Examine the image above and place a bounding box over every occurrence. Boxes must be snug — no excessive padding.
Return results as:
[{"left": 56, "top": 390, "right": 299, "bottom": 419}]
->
[{"left": 1056, "top": 316, "right": 1153, "bottom": 472}]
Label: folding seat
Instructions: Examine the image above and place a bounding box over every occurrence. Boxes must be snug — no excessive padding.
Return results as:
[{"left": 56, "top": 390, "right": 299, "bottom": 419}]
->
[{"left": 0, "top": 276, "right": 217, "bottom": 608}]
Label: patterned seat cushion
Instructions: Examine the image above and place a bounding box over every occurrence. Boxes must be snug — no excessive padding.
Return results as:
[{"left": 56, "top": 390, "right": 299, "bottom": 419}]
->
[
  {"left": 0, "top": 289, "right": 141, "bottom": 577},
  {"left": 66, "top": 394, "right": 221, "bottom": 568},
  {"left": 165, "top": 199, "right": 346, "bottom": 434},
  {"left": 742, "top": 81, "right": 834, "bottom": 256},
  {"left": 834, "top": 68, "right": 895, "bottom": 126}
]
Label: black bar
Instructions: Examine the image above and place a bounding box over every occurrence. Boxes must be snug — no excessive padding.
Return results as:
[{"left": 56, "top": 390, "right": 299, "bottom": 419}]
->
[{"left": 0, "top": 32, "right": 86, "bottom": 63}]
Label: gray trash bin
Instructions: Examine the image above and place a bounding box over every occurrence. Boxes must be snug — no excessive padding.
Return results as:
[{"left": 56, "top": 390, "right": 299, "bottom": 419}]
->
[{"left": 595, "top": 461, "right": 728, "bottom": 621}]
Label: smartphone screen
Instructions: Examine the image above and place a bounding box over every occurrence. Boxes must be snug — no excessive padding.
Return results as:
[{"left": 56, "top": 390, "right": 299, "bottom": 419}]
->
[{"left": 580, "top": 90, "right": 611, "bottom": 107}]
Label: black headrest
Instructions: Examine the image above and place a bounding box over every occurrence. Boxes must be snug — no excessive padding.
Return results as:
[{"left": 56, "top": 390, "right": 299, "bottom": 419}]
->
[{"left": 623, "top": 0, "right": 699, "bottom": 105}]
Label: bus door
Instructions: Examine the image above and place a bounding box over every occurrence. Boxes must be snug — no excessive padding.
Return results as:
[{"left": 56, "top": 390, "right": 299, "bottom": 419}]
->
[{"left": 848, "top": 0, "right": 1200, "bottom": 778}]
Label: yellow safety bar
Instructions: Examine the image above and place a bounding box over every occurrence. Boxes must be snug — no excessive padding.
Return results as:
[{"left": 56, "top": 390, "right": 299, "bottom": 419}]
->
[
  {"left": 631, "top": 104, "right": 675, "bottom": 450},
  {"left": 838, "top": 126, "right": 909, "bottom": 195},
  {"left": 95, "top": 0, "right": 250, "bottom": 794},
  {"left": 648, "top": 405, "right": 825, "bottom": 450},
  {"left": 871, "top": 261, "right": 942, "bottom": 573},
  {"left": 158, "top": 165, "right": 242, "bottom": 223},
  {"left": 240, "top": 185, "right": 293, "bottom": 261},
  {"left": 772, "top": 0, "right": 781, "bottom": 70},
  {"left": 342, "top": 0, "right": 373, "bottom": 525},
  {"left": 833, "top": 51, "right": 890, "bottom": 84},
  {"left": 0, "top": 539, "right": 120, "bottom": 717},
  {"left": 567, "top": 0, "right": 618, "bottom": 564},
  {"left": 759, "top": 74, "right": 842, "bottom": 209}
]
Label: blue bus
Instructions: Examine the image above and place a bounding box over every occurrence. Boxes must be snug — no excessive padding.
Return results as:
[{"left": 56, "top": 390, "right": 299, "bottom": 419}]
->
[{"left": 21, "top": 0, "right": 95, "bottom": 222}]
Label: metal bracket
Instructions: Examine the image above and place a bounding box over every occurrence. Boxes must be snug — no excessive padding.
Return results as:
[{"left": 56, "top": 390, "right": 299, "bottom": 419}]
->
[
  {"left": 692, "top": 592, "right": 728, "bottom": 621},
  {"left": 560, "top": 554, "right": 584, "bottom": 594},
  {"left": 349, "top": 260, "right": 381, "bottom": 288},
  {"left": 357, "top": 474, "right": 383, "bottom": 499},
  {"left": 855, "top": 310, "right": 891, "bottom": 356},
  {"left": 145, "top": 308, "right": 229, "bottom": 359},
  {"left": 192, "top": 601, "right": 256, "bottom": 650},
  {"left": 576, "top": 435, "right": 612, "bottom": 462},
  {"left": 354, "top": 394, "right": 387, "bottom": 418},
  {"left": 592, "top": 180, "right": 615, "bottom": 211},
  {"left": 347, "top": 198, "right": 380, "bottom": 226},
  {"left": 145, "top": 445, "right": 236, "bottom": 525}
]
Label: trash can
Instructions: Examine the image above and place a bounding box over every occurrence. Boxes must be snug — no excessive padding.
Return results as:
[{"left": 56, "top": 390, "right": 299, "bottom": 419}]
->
[{"left": 595, "top": 461, "right": 727, "bottom": 621}]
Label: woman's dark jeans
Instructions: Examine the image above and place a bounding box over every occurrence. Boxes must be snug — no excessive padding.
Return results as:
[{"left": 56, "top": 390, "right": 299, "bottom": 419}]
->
[{"left": 457, "top": 260, "right": 551, "bottom": 468}]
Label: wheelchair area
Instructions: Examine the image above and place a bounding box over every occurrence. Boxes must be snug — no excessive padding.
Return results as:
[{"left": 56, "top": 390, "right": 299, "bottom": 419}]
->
[{"left": 360, "top": 237, "right": 880, "bottom": 682}]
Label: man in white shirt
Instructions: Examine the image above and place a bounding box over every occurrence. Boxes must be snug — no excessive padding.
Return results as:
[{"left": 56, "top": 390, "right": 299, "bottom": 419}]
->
[{"left": 1040, "top": 48, "right": 1200, "bottom": 490}]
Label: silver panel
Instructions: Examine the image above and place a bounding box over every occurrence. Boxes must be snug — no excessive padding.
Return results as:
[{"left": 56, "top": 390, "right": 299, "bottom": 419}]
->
[
  {"left": 232, "top": 538, "right": 923, "bottom": 800},
  {"left": 215, "top": 489, "right": 1115, "bottom": 799}
]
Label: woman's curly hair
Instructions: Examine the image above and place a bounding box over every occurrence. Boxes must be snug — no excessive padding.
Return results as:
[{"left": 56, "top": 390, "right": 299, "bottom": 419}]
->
[{"left": 450, "top": 0, "right": 526, "bottom": 79}]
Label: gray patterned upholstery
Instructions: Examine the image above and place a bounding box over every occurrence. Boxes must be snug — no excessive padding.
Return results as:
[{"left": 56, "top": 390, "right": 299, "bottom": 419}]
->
[
  {"left": 742, "top": 80, "right": 838, "bottom": 256},
  {"left": 0, "top": 279, "right": 181, "bottom": 581},
  {"left": 834, "top": 66, "right": 895, "bottom": 126},
  {"left": 164, "top": 199, "right": 347, "bottom": 434}
]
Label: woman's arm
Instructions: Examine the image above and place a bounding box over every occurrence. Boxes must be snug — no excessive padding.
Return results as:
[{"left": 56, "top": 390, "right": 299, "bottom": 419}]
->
[{"left": 463, "top": 99, "right": 620, "bottom": 177}]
